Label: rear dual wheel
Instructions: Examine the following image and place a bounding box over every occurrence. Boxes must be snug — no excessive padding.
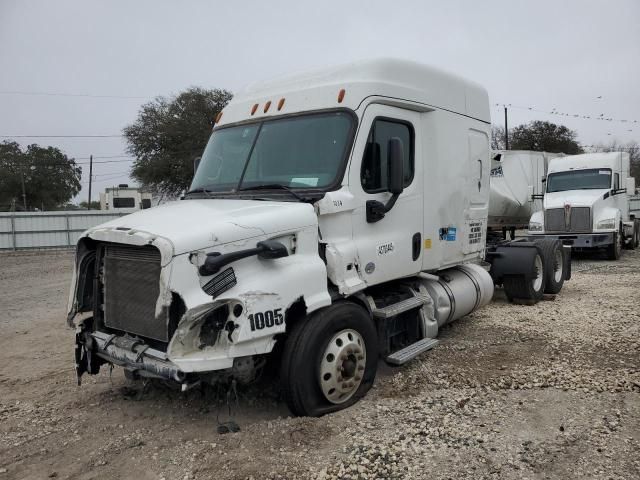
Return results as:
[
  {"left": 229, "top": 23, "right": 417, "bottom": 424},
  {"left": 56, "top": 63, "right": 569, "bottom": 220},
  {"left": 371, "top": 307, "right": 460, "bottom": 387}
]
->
[
  {"left": 539, "top": 239, "right": 565, "bottom": 294},
  {"left": 280, "top": 302, "right": 378, "bottom": 417},
  {"left": 503, "top": 250, "right": 546, "bottom": 302}
]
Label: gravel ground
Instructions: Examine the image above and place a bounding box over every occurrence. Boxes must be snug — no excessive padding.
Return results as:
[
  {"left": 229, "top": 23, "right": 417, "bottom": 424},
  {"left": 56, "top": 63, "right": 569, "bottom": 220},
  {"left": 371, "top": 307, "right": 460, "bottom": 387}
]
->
[{"left": 0, "top": 249, "right": 638, "bottom": 480}]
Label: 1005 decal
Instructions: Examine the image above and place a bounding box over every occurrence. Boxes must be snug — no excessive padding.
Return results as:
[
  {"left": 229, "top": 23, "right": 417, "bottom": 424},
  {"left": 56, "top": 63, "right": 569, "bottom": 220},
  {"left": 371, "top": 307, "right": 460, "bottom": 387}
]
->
[{"left": 248, "top": 308, "right": 284, "bottom": 331}]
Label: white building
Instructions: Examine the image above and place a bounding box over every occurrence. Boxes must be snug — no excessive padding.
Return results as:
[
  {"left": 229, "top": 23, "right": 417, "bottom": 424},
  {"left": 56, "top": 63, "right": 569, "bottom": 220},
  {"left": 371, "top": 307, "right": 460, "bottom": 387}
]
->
[{"left": 99, "top": 184, "right": 153, "bottom": 211}]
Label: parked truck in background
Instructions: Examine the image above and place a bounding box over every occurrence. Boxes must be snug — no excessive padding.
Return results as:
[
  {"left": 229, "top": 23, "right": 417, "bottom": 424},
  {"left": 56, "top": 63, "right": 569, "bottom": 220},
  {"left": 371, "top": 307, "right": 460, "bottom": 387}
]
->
[
  {"left": 489, "top": 150, "right": 563, "bottom": 239},
  {"left": 68, "top": 59, "right": 569, "bottom": 416},
  {"left": 528, "top": 152, "right": 640, "bottom": 259}
]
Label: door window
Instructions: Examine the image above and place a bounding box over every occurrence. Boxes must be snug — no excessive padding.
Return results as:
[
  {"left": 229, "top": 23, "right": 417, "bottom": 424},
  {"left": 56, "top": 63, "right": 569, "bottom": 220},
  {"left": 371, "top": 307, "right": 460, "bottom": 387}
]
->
[{"left": 361, "top": 118, "right": 414, "bottom": 193}]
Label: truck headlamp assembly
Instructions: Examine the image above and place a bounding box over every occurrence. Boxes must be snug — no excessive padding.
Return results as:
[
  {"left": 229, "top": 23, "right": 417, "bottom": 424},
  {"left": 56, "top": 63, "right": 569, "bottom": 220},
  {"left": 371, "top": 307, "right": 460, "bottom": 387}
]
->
[
  {"left": 596, "top": 218, "right": 616, "bottom": 230},
  {"left": 528, "top": 222, "right": 543, "bottom": 232}
]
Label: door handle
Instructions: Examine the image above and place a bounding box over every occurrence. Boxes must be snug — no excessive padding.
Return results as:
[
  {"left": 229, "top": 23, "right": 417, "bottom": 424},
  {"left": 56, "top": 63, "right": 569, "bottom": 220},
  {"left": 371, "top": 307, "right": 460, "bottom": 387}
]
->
[{"left": 412, "top": 232, "right": 421, "bottom": 261}]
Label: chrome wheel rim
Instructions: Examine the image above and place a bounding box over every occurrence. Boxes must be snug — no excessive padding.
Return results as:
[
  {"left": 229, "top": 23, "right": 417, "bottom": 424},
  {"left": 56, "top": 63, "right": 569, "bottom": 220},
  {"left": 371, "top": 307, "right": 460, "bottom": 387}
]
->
[
  {"left": 319, "top": 329, "right": 366, "bottom": 404},
  {"left": 533, "top": 254, "right": 543, "bottom": 292},
  {"left": 553, "top": 249, "right": 563, "bottom": 283}
]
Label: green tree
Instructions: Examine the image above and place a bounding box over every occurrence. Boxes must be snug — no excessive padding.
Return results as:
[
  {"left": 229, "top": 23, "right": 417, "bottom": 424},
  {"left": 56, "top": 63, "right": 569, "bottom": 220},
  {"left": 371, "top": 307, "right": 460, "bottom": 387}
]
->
[
  {"left": 124, "top": 87, "right": 233, "bottom": 197},
  {"left": 0, "top": 141, "right": 82, "bottom": 211},
  {"left": 510, "top": 121, "right": 583, "bottom": 154},
  {"left": 79, "top": 200, "right": 101, "bottom": 210}
]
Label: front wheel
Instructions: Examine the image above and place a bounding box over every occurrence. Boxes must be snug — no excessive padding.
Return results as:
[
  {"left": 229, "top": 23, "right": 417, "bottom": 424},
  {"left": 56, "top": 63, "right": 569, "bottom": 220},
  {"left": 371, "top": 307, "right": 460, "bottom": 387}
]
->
[
  {"left": 606, "top": 229, "right": 622, "bottom": 260},
  {"left": 280, "top": 302, "right": 378, "bottom": 417}
]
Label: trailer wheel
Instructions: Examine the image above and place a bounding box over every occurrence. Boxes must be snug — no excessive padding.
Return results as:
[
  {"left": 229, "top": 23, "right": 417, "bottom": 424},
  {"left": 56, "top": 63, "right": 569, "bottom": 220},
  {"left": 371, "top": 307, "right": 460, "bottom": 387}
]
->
[
  {"left": 538, "top": 239, "right": 565, "bottom": 294},
  {"left": 280, "top": 302, "right": 378, "bottom": 417},
  {"left": 503, "top": 251, "right": 545, "bottom": 302},
  {"left": 606, "top": 229, "right": 622, "bottom": 260}
]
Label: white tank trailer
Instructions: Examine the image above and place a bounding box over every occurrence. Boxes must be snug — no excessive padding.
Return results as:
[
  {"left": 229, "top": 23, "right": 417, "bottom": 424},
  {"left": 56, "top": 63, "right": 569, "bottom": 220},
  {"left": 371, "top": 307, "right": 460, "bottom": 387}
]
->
[
  {"left": 489, "top": 150, "right": 563, "bottom": 236},
  {"left": 68, "top": 59, "right": 570, "bottom": 416}
]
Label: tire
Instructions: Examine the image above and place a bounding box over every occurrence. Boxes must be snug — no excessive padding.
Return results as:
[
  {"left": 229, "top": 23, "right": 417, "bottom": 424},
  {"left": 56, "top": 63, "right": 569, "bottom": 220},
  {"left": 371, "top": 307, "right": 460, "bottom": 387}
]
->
[
  {"left": 503, "top": 250, "right": 545, "bottom": 302},
  {"left": 634, "top": 221, "right": 639, "bottom": 249},
  {"left": 537, "top": 239, "right": 565, "bottom": 294},
  {"left": 606, "top": 229, "right": 622, "bottom": 260},
  {"left": 280, "top": 302, "right": 378, "bottom": 417}
]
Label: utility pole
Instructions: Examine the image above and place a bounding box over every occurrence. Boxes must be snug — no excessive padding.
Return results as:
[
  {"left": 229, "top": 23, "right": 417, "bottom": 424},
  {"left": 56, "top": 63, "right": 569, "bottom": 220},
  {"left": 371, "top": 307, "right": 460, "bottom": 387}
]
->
[
  {"left": 504, "top": 106, "right": 509, "bottom": 150},
  {"left": 87, "top": 154, "right": 93, "bottom": 210},
  {"left": 21, "top": 168, "right": 27, "bottom": 210}
]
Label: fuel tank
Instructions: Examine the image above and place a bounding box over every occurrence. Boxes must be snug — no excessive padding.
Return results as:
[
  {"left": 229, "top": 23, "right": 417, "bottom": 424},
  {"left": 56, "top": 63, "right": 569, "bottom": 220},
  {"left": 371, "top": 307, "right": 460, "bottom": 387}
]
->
[{"left": 419, "top": 263, "right": 494, "bottom": 327}]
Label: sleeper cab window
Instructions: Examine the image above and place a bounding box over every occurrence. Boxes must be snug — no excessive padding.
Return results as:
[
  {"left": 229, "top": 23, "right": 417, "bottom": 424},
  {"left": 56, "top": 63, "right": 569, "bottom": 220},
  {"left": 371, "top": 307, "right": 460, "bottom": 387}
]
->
[{"left": 360, "top": 118, "right": 414, "bottom": 193}]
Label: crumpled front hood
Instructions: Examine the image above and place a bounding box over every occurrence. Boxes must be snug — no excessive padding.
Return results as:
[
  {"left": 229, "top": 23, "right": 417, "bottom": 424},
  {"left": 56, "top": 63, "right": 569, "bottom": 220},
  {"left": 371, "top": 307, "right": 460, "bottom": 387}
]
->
[
  {"left": 84, "top": 199, "right": 317, "bottom": 255},
  {"left": 544, "top": 189, "right": 609, "bottom": 210}
]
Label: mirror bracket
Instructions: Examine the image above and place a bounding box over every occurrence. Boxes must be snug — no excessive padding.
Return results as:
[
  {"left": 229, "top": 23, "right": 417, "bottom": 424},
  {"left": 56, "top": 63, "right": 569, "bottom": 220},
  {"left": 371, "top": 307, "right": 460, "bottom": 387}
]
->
[{"left": 366, "top": 194, "right": 400, "bottom": 223}]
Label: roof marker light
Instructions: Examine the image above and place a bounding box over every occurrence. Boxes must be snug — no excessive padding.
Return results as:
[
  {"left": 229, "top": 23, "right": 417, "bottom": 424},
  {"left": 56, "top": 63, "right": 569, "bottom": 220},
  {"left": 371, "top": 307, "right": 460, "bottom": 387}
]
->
[
  {"left": 264, "top": 101, "right": 272, "bottom": 113},
  {"left": 251, "top": 104, "right": 259, "bottom": 115},
  {"left": 337, "top": 89, "right": 346, "bottom": 103},
  {"left": 277, "top": 98, "right": 285, "bottom": 111}
]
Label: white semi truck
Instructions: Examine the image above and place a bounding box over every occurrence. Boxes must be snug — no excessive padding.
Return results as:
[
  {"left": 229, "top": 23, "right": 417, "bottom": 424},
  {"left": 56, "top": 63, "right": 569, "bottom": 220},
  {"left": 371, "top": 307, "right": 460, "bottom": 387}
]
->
[
  {"left": 68, "top": 59, "right": 569, "bottom": 416},
  {"left": 528, "top": 152, "right": 640, "bottom": 259}
]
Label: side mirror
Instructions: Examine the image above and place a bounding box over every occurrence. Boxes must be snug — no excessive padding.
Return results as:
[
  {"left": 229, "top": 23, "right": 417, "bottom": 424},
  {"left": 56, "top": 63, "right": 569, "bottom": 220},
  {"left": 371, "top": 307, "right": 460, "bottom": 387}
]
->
[
  {"left": 193, "top": 156, "right": 201, "bottom": 174},
  {"left": 199, "top": 240, "right": 289, "bottom": 276},
  {"left": 387, "top": 137, "right": 404, "bottom": 194},
  {"left": 626, "top": 177, "right": 635, "bottom": 196}
]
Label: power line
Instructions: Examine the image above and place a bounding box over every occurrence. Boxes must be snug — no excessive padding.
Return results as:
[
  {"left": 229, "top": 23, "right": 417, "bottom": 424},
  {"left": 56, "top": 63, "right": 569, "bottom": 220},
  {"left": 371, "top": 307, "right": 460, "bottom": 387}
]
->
[
  {"left": 0, "top": 90, "right": 150, "bottom": 100},
  {"left": 0, "top": 134, "right": 124, "bottom": 138},
  {"left": 494, "top": 103, "right": 638, "bottom": 126}
]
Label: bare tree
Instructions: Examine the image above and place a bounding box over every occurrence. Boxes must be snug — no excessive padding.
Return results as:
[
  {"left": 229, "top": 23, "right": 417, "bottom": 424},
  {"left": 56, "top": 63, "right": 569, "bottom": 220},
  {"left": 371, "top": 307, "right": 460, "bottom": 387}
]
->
[{"left": 491, "top": 125, "right": 509, "bottom": 150}]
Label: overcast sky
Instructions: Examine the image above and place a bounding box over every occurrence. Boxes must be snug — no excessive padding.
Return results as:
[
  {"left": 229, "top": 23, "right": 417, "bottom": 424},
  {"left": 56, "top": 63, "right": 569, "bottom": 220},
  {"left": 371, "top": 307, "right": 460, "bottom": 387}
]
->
[{"left": 1, "top": 0, "right": 639, "bottom": 202}]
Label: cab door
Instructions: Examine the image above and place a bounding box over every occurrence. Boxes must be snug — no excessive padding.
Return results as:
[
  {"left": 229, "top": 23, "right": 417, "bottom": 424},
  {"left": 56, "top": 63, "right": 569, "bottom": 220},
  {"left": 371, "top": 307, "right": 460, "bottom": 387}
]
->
[{"left": 349, "top": 104, "right": 423, "bottom": 286}]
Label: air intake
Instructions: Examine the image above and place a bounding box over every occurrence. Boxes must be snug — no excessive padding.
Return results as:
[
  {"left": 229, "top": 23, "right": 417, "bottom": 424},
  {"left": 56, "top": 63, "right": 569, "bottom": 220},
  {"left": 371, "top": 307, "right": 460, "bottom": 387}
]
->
[{"left": 202, "top": 268, "right": 237, "bottom": 298}]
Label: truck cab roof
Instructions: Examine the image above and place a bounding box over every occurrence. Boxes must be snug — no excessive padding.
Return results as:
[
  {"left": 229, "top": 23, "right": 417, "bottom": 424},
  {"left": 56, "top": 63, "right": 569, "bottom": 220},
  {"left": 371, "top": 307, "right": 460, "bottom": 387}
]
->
[
  {"left": 217, "top": 58, "right": 490, "bottom": 126},
  {"left": 547, "top": 152, "right": 629, "bottom": 174}
]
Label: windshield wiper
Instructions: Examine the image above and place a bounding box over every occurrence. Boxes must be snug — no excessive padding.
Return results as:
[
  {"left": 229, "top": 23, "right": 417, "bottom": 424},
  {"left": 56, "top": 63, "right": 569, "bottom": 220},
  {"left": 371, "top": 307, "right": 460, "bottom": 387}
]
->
[
  {"left": 238, "top": 184, "right": 309, "bottom": 201},
  {"left": 185, "top": 187, "right": 212, "bottom": 198}
]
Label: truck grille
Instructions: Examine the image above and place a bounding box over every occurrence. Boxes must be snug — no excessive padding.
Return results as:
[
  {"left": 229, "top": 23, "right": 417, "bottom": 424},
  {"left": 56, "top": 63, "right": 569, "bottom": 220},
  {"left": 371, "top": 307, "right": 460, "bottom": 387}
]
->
[
  {"left": 545, "top": 207, "right": 591, "bottom": 233},
  {"left": 103, "top": 244, "right": 167, "bottom": 342}
]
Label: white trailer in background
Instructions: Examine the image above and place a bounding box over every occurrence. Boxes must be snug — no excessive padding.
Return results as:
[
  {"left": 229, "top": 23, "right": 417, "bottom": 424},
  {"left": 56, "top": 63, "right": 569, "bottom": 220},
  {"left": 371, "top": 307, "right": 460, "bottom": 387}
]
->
[
  {"left": 489, "top": 150, "right": 563, "bottom": 238},
  {"left": 99, "top": 184, "right": 153, "bottom": 212},
  {"left": 528, "top": 152, "right": 640, "bottom": 259}
]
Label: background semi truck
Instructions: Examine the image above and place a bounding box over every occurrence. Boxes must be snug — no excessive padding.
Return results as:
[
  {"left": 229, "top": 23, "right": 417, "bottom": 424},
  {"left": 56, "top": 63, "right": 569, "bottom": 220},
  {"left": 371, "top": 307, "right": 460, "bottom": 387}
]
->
[
  {"left": 528, "top": 152, "right": 640, "bottom": 259},
  {"left": 68, "top": 59, "right": 569, "bottom": 416}
]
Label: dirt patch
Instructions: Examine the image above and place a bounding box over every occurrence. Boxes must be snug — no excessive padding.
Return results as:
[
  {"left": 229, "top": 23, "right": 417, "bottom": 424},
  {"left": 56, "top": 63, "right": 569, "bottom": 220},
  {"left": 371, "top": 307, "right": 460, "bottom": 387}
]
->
[{"left": 0, "top": 250, "right": 638, "bottom": 479}]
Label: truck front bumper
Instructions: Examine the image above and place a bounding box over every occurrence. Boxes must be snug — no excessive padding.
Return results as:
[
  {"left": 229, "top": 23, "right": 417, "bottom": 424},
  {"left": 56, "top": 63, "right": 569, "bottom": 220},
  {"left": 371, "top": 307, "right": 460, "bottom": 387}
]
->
[
  {"left": 85, "top": 330, "right": 187, "bottom": 382},
  {"left": 529, "top": 232, "right": 614, "bottom": 248}
]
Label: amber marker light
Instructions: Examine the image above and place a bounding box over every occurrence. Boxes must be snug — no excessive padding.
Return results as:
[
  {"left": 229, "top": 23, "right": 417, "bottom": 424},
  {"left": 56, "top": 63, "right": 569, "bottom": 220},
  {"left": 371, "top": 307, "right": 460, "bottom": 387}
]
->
[
  {"left": 337, "top": 89, "right": 346, "bottom": 103},
  {"left": 264, "top": 101, "right": 272, "bottom": 113},
  {"left": 277, "top": 98, "right": 285, "bottom": 111},
  {"left": 251, "top": 104, "right": 259, "bottom": 115}
]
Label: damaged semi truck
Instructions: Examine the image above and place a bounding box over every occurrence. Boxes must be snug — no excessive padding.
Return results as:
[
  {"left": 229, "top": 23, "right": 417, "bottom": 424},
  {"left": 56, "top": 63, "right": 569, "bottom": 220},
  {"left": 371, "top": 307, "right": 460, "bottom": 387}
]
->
[{"left": 68, "top": 59, "right": 569, "bottom": 416}]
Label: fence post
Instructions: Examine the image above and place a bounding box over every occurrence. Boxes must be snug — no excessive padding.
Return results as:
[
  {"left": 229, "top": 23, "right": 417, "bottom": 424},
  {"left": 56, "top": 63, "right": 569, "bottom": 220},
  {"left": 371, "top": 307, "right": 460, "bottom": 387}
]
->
[
  {"left": 10, "top": 214, "right": 16, "bottom": 251},
  {"left": 65, "top": 214, "right": 72, "bottom": 247}
]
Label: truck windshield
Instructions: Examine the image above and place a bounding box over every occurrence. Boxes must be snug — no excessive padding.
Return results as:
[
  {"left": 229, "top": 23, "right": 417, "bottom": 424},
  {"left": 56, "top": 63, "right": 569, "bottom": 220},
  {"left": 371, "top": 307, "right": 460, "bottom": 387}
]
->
[
  {"left": 546, "top": 169, "right": 611, "bottom": 193},
  {"left": 189, "top": 111, "right": 354, "bottom": 193}
]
